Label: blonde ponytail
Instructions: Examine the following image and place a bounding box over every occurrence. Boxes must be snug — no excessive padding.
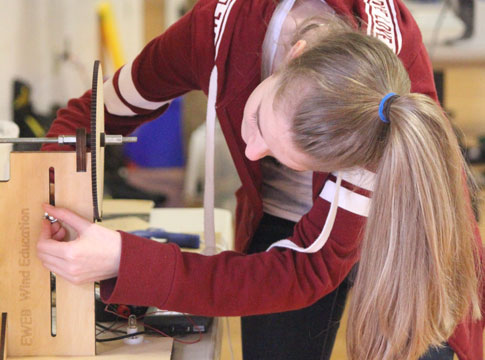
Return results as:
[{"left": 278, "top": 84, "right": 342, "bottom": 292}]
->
[
  {"left": 347, "top": 94, "right": 481, "bottom": 359},
  {"left": 274, "top": 24, "right": 482, "bottom": 359}
]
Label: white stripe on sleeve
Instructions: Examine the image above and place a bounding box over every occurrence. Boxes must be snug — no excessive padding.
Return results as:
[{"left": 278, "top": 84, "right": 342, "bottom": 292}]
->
[
  {"left": 266, "top": 172, "right": 343, "bottom": 254},
  {"left": 325, "top": 168, "right": 375, "bottom": 217},
  {"left": 320, "top": 180, "right": 371, "bottom": 217},
  {"left": 118, "top": 62, "right": 172, "bottom": 110},
  {"left": 104, "top": 76, "right": 137, "bottom": 116},
  {"left": 266, "top": 168, "right": 375, "bottom": 254},
  {"left": 341, "top": 168, "right": 375, "bottom": 192}
]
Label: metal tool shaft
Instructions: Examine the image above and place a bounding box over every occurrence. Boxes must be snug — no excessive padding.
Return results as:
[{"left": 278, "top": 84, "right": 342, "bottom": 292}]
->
[{"left": 0, "top": 135, "right": 137, "bottom": 145}]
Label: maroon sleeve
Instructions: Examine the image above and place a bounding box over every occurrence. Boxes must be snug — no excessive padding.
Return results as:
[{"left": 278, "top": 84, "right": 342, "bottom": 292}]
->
[{"left": 100, "top": 193, "right": 366, "bottom": 316}]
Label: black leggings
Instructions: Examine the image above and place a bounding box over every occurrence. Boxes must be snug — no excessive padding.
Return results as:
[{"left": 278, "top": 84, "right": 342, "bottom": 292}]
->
[{"left": 240, "top": 213, "right": 454, "bottom": 360}]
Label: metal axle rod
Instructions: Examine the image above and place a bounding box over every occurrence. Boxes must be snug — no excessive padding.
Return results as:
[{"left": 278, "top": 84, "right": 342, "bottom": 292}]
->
[{"left": 0, "top": 135, "right": 137, "bottom": 145}]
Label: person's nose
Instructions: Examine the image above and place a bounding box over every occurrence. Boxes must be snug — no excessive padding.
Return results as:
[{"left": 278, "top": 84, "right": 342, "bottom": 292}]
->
[{"left": 245, "top": 136, "right": 270, "bottom": 161}]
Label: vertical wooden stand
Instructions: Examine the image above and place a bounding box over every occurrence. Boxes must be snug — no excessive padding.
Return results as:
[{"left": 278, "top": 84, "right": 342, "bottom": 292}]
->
[
  {"left": 1, "top": 313, "right": 7, "bottom": 360},
  {"left": 0, "top": 152, "right": 95, "bottom": 357}
]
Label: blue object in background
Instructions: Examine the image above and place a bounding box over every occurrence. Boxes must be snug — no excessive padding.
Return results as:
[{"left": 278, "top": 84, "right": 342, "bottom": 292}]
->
[
  {"left": 130, "top": 228, "right": 200, "bottom": 249},
  {"left": 123, "top": 97, "right": 185, "bottom": 167}
]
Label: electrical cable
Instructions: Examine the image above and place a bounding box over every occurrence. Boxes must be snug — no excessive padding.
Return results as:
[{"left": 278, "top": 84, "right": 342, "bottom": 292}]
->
[
  {"left": 98, "top": 304, "right": 203, "bottom": 345},
  {"left": 143, "top": 322, "right": 202, "bottom": 345},
  {"left": 96, "top": 322, "right": 125, "bottom": 336},
  {"left": 96, "top": 331, "right": 147, "bottom": 343},
  {"left": 96, "top": 319, "right": 134, "bottom": 338}
]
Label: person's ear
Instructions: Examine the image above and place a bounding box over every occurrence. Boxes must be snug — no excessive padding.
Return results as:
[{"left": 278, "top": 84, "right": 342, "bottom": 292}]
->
[{"left": 286, "top": 40, "right": 307, "bottom": 61}]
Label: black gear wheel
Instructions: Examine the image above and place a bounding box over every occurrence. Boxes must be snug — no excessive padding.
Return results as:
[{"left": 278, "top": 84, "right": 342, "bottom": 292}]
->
[{"left": 90, "top": 60, "right": 104, "bottom": 221}]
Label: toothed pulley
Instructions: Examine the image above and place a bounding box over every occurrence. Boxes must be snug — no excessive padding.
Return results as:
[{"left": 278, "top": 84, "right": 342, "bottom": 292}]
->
[
  {"left": 0, "top": 61, "right": 137, "bottom": 222},
  {"left": 90, "top": 60, "right": 104, "bottom": 221}
]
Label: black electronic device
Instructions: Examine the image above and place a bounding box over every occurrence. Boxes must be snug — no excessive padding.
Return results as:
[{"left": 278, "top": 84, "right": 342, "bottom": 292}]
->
[{"left": 143, "top": 307, "right": 213, "bottom": 336}]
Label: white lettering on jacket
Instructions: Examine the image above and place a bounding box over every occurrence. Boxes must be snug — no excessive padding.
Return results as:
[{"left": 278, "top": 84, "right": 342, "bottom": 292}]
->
[
  {"left": 364, "top": 0, "right": 402, "bottom": 55},
  {"left": 214, "top": 0, "right": 237, "bottom": 58}
]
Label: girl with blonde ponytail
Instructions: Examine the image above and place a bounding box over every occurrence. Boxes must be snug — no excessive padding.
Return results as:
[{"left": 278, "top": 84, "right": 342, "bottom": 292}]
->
[
  {"left": 36, "top": 4, "right": 483, "bottom": 360},
  {"left": 273, "top": 27, "right": 483, "bottom": 359}
]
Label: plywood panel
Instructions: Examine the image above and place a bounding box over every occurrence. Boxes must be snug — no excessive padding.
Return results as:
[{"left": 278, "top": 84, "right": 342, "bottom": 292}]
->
[
  {"left": 10, "top": 335, "right": 172, "bottom": 360},
  {"left": 0, "top": 152, "right": 95, "bottom": 357}
]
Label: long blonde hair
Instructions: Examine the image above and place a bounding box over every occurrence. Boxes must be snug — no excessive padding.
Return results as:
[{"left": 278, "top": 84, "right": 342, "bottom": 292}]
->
[{"left": 276, "top": 23, "right": 482, "bottom": 359}]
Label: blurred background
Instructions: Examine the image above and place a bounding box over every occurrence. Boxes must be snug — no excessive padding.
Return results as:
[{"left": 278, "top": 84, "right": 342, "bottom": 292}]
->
[
  {"left": 0, "top": 1, "right": 483, "bottom": 358},
  {"left": 0, "top": 0, "right": 484, "bottom": 215},
  {"left": 0, "top": 0, "right": 240, "bottom": 214}
]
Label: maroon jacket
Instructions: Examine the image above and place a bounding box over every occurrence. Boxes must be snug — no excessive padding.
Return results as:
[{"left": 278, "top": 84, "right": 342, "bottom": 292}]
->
[{"left": 43, "top": 0, "right": 484, "bottom": 358}]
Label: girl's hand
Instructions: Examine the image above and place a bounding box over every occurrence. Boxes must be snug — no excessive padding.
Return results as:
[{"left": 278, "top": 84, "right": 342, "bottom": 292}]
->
[{"left": 37, "top": 204, "right": 122, "bottom": 284}]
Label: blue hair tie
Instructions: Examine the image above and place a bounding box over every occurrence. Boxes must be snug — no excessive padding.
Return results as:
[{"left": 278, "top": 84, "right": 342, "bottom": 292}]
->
[{"left": 378, "top": 92, "right": 398, "bottom": 123}]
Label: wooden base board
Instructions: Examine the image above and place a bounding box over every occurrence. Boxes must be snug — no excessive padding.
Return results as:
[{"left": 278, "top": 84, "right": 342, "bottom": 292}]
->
[
  {"left": 0, "top": 152, "right": 95, "bottom": 357},
  {"left": 7, "top": 336, "right": 173, "bottom": 360}
]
